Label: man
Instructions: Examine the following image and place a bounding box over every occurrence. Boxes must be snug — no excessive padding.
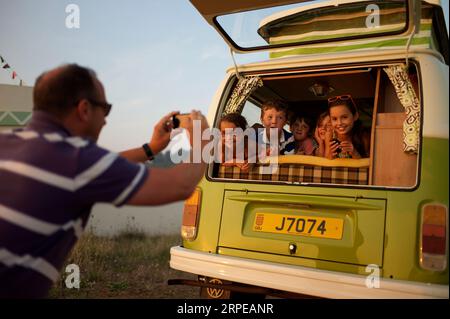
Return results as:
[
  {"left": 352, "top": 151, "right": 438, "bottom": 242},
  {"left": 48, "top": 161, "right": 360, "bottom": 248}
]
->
[{"left": 0, "top": 64, "right": 209, "bottom": 298}]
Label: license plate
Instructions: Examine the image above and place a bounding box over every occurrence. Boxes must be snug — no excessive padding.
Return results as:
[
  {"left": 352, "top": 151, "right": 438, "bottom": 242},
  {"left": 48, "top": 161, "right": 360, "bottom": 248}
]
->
[{"left": 253, "top": 213, "right": 344, "bottom": 240}]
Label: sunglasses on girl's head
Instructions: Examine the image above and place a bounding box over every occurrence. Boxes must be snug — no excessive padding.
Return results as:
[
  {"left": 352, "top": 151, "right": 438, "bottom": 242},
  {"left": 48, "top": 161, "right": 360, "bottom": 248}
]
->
[
  {"left": 328, "top": 95, "right": 353, "bottom": 103},
  {"left": 327, "top": 94, "right": 356, "bottom": 109}
]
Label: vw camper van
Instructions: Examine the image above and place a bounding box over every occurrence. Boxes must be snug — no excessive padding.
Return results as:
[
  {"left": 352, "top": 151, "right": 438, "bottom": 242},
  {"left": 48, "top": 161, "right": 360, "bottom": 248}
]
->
[{"left": 169, "top": 0, "right": 449, "bottom": 298}]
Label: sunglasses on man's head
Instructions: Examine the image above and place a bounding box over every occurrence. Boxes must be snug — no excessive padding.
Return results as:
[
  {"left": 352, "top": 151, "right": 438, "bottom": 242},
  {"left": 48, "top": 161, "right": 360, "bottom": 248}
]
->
[{"left": 87, "top": 99, "right": 112, "bottom": 117}]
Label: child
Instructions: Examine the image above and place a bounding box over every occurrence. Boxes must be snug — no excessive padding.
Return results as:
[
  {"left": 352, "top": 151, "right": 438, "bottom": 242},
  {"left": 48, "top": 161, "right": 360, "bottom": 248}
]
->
[
  {"left": 256, "top": 100, "right": 295, "bottom": 157},
  {"left": 326, "top": 95, "right": 370, "bottom": 159},
  {"left": 313, "top": 112, "right": 332, "bottom": 157},
  {"left": 219, "top": 113, "right": 252, "bottom": 171},
  {"left": 289, "top": 113, "right": 317, "bottom": 155}
]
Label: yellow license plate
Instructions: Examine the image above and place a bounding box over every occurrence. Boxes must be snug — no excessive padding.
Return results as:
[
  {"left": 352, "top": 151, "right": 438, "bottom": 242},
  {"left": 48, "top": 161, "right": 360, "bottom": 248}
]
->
[{"left": 253, "top": 213, "right": 344, "bottom": 240}]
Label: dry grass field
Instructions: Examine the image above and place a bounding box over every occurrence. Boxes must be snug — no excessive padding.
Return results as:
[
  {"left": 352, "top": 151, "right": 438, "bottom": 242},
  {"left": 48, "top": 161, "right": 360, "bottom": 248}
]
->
[{"left": 48, "top": 232, "right": 199, "bottom": 299}]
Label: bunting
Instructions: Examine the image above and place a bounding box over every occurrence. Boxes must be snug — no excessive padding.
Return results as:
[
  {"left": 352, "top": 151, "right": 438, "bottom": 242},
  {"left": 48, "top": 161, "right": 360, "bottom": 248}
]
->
[{"left": 0, "top": 54, "right": 25, "bottom": 86}]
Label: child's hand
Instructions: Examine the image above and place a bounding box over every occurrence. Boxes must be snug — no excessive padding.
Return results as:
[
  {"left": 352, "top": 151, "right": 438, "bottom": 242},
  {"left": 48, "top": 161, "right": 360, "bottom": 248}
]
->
[
  {"left": 324, "top": 127, "right": 333, "bottom": 142},
  {"left": 222, "top": 161, "right": 235, "bottom": 167},
  {"left": 236, "top": 161, "right": 251, "bottom": 172},
  {"left": 340, "top": 141, "right": 361, "bottom": 158},
  {"left": 314, "top": 127, "right": 322, "bottom": 142},
  {"left": 329, "top": 140, "right": 341, "bottom": 158}
]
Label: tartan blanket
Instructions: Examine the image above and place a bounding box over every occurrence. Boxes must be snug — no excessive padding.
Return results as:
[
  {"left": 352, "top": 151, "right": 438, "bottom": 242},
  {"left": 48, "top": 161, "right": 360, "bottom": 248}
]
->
[{"left": 217, "top": 162, "right": 369, "bottom": 185}]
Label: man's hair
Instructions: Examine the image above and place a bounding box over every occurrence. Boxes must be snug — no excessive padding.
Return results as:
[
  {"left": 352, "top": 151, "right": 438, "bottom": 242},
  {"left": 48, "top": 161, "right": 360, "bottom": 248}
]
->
[
  {"left": 220, "top": 113, "right": 248, "bottom": 130},
  {"left": 33, "top": 64, "right": 98, "bottom": 118},
  {"left": 261, "top": 100, "right": 288, "bottom": 117}
]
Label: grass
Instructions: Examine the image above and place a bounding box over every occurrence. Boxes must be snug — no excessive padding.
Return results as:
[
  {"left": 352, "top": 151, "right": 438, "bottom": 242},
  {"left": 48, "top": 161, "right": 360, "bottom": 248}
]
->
[{"left": 48, "top": 231, "right": 199, "bottom": 299}]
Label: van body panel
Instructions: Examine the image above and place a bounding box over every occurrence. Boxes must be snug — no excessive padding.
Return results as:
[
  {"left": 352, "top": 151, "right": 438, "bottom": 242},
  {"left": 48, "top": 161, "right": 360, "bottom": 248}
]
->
[
  {"left": 171, "top": 1, "right": 449, "bottom": 298},
  {"left": 420, "top": 55, "right": 449, "bottom": 139},
  {"left": 183, "top": 180, "right": 224, "bottom": 253},
  {"left": 218, "top": 190, "right": 386, "bottom": 265},
  {"left": 382, "top": 136, "right": 448, "bottom": 284},
  {"left": 171, "top": 246, "right": 449, "bottom": 298}
]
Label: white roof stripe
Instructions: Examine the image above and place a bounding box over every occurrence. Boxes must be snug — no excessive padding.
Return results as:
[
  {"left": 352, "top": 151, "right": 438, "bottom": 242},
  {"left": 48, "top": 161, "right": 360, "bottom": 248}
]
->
[{"left": 0, "top": 249, "right": 59, "bottom": 282}]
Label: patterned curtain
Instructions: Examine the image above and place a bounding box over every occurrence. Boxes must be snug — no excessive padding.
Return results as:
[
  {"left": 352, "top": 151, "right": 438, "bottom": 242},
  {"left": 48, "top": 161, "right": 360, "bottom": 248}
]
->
[
  {"left": 383, "top": 65, "right": 420, "bottom": 154},
  {"left": 223, "top": 76, "right": 263, "bottom": 115}
]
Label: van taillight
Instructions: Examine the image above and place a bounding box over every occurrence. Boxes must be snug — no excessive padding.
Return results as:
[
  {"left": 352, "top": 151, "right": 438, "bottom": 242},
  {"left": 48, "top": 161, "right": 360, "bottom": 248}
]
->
[
  {"left": 181, "top": 188, "right": 201, "bottom": 241},
  {"left": 420, "top": 203, "right": 448, "bottom": 271}
]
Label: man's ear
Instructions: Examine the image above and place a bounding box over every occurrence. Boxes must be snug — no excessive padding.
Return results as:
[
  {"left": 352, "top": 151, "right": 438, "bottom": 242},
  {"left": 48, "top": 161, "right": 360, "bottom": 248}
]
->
[
  {"left": 75, "top": 100, "right": 90, "bottom": 122},
  {"left": 354, "top": 111, "right": 359, "bottom": 122}
]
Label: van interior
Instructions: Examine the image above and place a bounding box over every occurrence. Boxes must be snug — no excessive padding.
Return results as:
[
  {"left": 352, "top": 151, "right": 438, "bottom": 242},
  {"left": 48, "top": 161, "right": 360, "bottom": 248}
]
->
[{"left": 211, "top": 63, "right": 420, "bottom": 188}]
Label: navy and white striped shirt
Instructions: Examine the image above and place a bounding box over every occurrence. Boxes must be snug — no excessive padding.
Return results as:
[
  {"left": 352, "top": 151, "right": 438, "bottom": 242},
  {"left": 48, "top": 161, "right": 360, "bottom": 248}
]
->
[
  {"left": 0, "top": 111, "right": 148, "bottom": 298},
  {"left": 256, "top": 128, "right": 295, "bottom": 156}
]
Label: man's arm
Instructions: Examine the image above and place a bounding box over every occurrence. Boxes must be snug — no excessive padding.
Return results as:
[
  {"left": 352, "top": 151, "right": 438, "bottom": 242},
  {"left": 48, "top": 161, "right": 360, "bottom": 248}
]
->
[
  {"left": 120, "top": 111, "right": 179, "bottom": 163},
  {"left": 126, "top": 163, "right": 205, "bottom": 205},
  {"left": 125, "top": 110, "right": 209, "bottom": 206}
]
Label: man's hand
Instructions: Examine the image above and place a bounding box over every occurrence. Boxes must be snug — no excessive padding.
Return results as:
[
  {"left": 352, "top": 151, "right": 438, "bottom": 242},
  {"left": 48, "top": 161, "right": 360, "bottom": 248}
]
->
[
  {"left": 120, "top": 110, "right": 209, "bottom": 164},
  {"left": 149, "top": 111, "right": 180, "bottom": 155},
  {"left": 184, "top": 110, "right": 209, "bottom": 148}
]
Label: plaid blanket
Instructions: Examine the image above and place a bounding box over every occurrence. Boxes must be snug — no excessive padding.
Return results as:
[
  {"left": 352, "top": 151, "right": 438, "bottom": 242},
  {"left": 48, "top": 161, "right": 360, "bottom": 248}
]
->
[{"left": 217, "top": 163, "right": 368, "bottom": 185}]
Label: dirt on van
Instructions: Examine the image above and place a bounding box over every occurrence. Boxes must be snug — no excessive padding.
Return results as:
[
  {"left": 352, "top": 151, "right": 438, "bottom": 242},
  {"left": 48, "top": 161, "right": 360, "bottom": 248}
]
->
[{"left": 48, "top": 232, "right": 199, "bottom": 299}]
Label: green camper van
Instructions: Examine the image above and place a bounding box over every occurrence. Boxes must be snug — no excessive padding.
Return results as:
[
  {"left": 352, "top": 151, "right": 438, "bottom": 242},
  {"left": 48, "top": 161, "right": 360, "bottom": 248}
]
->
[{"left": 169, "top": 0, "right": 449, "bottom": 298}]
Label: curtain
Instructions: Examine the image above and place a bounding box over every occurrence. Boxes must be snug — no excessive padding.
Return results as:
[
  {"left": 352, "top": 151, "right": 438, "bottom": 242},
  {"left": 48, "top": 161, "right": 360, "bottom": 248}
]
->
[
  {"left": 383, "top": 64, "right": 420, "bottom": 154},
  {"left": 223, "top": 76, "right": 263, "bottom": 115}
]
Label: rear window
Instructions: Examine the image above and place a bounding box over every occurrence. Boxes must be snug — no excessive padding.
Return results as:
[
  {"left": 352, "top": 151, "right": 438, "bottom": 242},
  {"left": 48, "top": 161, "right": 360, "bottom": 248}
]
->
[
  {"left": 215, "top": 0, "right": 409, "bottom": 51},
  {"left": 210, "top": 62, "right": 421, "bottom": 189}
]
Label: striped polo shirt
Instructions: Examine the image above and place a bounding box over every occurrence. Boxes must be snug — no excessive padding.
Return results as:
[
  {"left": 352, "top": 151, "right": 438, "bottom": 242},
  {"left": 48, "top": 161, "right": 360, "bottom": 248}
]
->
[
  {"left": 256, "top": 128, "right": 296, "bottom": 156},
  {"left": 0, "top": 111, "right": 148, "bottom": 298}
]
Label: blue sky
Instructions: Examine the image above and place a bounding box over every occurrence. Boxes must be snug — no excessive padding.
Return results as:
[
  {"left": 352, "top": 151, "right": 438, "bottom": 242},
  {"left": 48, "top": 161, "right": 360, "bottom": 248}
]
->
[
  {"left": 0, "top": 0, "right": 244, "bottom": 151},
  {"left": 1, "top": 0, "right": 448, "bottom": 151}
]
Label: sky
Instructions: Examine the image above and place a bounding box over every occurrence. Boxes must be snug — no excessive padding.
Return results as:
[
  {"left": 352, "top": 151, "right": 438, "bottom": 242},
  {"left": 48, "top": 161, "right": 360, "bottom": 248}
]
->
[
  {"left": 0, "top": 0, "right": 264, "bottom": 151},
  {"left": 1, "top": 0, "right": 449, "bottom": 152}
]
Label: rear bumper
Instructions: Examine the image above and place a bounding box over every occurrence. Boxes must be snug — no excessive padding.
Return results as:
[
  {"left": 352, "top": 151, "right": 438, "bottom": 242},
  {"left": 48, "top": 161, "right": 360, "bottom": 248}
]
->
[{"left": 170, "top": 246, "right": 448, "bottom": 299}]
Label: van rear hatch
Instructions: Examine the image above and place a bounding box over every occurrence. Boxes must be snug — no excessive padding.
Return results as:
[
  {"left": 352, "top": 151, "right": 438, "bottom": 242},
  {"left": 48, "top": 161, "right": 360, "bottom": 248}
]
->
[{"left": 218, "top": 190, "right": 386, "bottom": 266}]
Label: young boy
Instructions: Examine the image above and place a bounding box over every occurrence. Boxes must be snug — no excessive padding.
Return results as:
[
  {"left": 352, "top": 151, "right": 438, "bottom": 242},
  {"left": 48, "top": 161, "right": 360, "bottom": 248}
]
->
[
  {"left": 256, "top": 100, "right": 295, "bottom": 157},
  {"left": 290, "top": 113, "right": 317, "bottom": 155}
]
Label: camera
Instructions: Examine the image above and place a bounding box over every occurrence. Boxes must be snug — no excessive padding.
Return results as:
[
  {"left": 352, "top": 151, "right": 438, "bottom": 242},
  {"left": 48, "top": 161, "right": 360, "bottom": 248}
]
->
[
  {"left": 172, "top": 113, "right": 190, "bottom": 129},
  {"left": 332, "top": 138, "right": 342, "bottom": 154}
]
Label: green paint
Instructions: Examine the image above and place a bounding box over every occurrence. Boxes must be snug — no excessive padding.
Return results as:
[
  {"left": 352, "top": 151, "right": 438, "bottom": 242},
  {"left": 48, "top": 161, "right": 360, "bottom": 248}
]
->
[
  {"left": 270, "top": 37, "right": 432, "bottom": 58},
  {"left": 184, "top": 137, "right": 448, "bottom": 285},
  {"left": 269, "top": 23, "right": 432, "bottom": 45}
]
